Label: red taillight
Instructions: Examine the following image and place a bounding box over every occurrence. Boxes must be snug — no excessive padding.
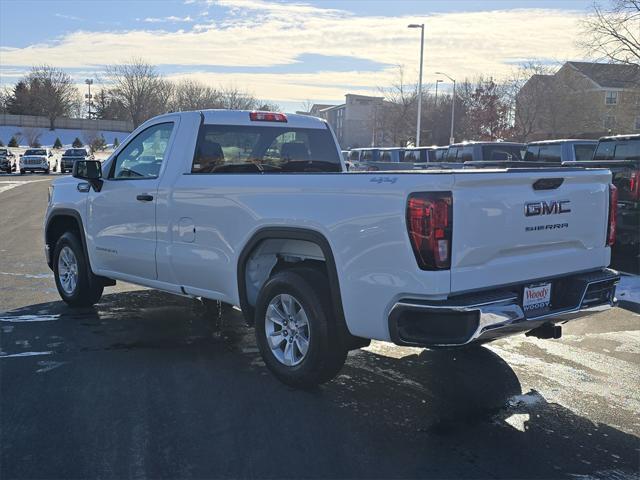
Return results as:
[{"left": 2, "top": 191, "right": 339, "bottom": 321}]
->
[
  {"left": 607, "top": 183, "right": 617, "bottom": 246},
  {"left": 249, "top": 111, "right": 287, "bottom": 122},
  {"left": 406, "top": 192, "right": 452, "bottom": 270},
  {"left": 630, "top": 170, "right": 640, "bottom": 201}
]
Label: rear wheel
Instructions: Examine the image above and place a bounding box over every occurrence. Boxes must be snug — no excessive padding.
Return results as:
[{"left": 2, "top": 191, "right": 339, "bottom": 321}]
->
[
  {"left": 53, "top": 232, "right": 103, "bottom": 307},
  {"left": 255, "top": 268, "right": 348, "bottom": 388}
]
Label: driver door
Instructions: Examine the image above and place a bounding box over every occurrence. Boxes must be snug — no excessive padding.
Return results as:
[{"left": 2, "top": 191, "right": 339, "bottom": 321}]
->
[{"left": 87, "top": 121, "right": 175, "bottom": 280}]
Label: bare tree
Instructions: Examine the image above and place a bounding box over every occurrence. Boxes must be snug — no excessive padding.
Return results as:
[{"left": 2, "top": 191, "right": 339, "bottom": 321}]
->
[
  {"left": 22, "top": 127, "right": 45, "bottom": 147},
  {"left": 106, "top": 59, "right": 171, "bottom": 128},
  {"left": 171, "top": 79, "right": 222, "bottom": 111},
  {"left": 579, "top": 0, "right": 640, "bottom": 64},
  {"left": 25, "top": 66, "right": 80, "bottom": 130},
  {"left": 378, "top": 66, "right": 418, "bottom": 146}
]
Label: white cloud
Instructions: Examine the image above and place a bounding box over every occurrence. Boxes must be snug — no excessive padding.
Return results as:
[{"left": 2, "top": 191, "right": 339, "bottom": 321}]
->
[
  {"left": 2, "top": 2, "right": 585, "bottom": 104},
  {"left": 54, "top": 13, "right": 83, "bottom": 21},
  {"left": 143, "top": 15, "right": 195, "bottom": 23}
]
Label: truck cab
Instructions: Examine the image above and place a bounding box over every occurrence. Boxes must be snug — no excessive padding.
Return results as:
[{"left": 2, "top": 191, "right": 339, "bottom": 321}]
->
[
  {"left": 60, "top": 148, "right": 91, "bottom": 174},
  {"left": 44, "top": 110, "right": 620, "bottom": 388},
  {"left": 525, "top": 139, "right": 598, "bottom": 163},
  {"left": 20, "top": 148, "right": 55, "bottom": 174}
]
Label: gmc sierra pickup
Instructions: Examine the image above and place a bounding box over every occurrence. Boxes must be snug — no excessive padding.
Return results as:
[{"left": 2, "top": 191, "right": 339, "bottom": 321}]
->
[{"left": 44, "top": 110, "right": 620, "bottom": 387}]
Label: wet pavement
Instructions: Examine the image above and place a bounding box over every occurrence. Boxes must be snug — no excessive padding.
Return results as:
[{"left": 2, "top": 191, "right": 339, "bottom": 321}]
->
[{"left": 1, "top": 176, "right": 639, "bottom": 479}]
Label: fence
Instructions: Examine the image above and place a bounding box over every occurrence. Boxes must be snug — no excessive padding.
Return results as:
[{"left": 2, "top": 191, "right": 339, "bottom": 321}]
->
[{"left": 0, "top": 114, "right": 133, "bottom": 133}]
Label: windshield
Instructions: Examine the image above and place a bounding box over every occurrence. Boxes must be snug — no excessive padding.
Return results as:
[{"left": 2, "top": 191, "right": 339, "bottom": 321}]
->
[
  {"left": 24, "top": 149, "right": 46, "bottom": 156},
  {"left": 64, "top": 149, "right": 86, "bottom": 156},
  {"left": 192, "top": 125, "right": 341, "bottom": 173},
  {"left": 593, "top": 139, "right": 640, "bottom": 160}
]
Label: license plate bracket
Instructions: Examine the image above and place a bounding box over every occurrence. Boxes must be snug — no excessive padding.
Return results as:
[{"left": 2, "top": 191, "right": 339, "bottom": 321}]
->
[{"left": 523, "top": 282, "right": 552, "bottom": 315}]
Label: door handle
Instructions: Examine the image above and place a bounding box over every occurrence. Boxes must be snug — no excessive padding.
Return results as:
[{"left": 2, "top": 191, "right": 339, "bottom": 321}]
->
[{"left": 136, "top": 194, "right": 154, "bottom": 202}]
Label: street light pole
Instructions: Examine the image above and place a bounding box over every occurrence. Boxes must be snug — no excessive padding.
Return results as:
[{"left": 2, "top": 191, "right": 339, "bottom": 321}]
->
[
  {"left": 408, "top": 23, "right": 424, "bottom": 147},
  {"left": 85, "top": 79, "right": 94, "bottom": 119},
  {"left": 435, "top": 71, "right": 456, "bottom": 143},
  {"left": 434, "top": 79, "right": 442, "bottom": 106}
]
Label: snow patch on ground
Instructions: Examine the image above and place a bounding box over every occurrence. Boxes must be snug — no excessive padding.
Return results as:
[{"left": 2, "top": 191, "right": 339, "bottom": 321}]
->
[
  {"left": 0, "top": 126, "right": 130, "bottom": 147},
  {"left": 616, "top": 274, "right": 640, "bottom": 305}
]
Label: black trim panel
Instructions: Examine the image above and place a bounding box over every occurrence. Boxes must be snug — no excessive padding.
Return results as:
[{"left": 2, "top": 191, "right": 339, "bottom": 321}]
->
[
  {"left": 45, "top": 208, "right": 89, "bottom": 270},
  {"left": 236, "top": 227, "right": 347, "bottom": 333}
]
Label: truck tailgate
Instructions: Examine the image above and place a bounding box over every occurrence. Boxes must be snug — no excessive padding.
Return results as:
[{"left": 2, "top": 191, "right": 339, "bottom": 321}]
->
[{"left": 450, "top": 169, "right": 611, "bottom": 293}]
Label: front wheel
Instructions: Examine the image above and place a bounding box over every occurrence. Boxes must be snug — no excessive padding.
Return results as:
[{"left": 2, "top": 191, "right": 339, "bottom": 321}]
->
[
  {"left": 53, "top": 232, "right": 103, "bottom": 307},
  {"left": 255, "top": 268, "right": 348, "bottom": 388},
  {"left": 19, "top": 169, "right": 24, "bottom": 175}
]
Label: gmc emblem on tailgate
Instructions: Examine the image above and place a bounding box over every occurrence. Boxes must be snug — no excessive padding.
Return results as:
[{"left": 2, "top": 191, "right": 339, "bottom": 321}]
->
[{"left": 525, "top": 200, "right": 571, "bottom": 217}]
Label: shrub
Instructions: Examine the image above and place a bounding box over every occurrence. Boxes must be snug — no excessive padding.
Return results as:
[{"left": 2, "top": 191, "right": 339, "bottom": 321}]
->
[
  {"left": 72, "top": 137, "right": 83, "bottom": 148},
  {"left": 53, "top": 137, "right": 63, "bottom": 149}
]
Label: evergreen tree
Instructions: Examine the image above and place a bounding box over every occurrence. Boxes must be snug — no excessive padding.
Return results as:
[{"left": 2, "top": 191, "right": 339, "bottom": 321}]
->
[
  {"left": 53, "top": 137, "right": 63, "bottom": 149},
  {"left": 8, "top": 136, "right": 18, "bottom": 148},
  {"left": 72, "top": 137, "right": 83, "bottom": 148}
]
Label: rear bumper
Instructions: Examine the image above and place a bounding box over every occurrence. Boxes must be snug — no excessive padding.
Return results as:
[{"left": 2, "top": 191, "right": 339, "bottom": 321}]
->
[{"left": 388, "top": 269, "right": 619, "bottom": 347}]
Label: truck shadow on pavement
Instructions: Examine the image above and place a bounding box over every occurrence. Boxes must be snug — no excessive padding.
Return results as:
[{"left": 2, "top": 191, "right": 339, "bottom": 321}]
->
[{"left": 1, "top": 289, "right": 638, "bottom": 479}]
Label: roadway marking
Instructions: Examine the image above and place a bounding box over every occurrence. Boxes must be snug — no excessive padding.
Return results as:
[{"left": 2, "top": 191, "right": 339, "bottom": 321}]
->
[{"left": 0, "top": 178, "right": 51, "bottom": 195}]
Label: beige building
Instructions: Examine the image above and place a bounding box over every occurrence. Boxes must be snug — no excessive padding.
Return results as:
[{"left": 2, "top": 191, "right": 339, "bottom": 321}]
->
[
  {"left": 301, "top": 94, "right": 387, "bottom": 149},
  {"left": 516, "top": 61, "right": 640, "bottom": 141}
]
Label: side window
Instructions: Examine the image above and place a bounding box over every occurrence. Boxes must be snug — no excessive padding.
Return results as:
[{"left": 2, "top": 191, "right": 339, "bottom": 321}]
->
[
  {"left": 445, "top": 148, "right": 458, "bottom": 161},
  {"left": 380, "top": 151, "right": 391, "bottom": 161},
  {"left": 349, "top": 151, "right": 360, "bottom": 161},
  {"left": 524, "top": 146, "right": 539, "bottom": 161},
  {"left": 405, "top": 151, "right": 418, "bottom": 162},
  {"left": 110, "top": 123, "right": 174, "bottom": 179},
  {"left": 460, "top": 146, "right": 474, "bottom": 162}
]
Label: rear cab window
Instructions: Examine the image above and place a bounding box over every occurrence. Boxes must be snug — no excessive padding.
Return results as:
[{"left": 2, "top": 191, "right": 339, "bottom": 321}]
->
[
  {"left": 481, "top": 145, "right": 523, "bottom": 161},
  {"left": 192, "top": 124, "right": 341, "bottom": 173},
  {"left": 573, "top": 144, "right": 596, "bottom": 161},
  {"left": 594, "top": 139, "right": 640, "bottom": 160},
  {"left": 537, "top": 144, "right": 562, "bottom": 163}
]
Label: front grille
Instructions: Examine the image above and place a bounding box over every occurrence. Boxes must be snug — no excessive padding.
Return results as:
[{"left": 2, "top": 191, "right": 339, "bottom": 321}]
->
[{"left": 23, "top": 158, "right": 45, "bottom": 165}]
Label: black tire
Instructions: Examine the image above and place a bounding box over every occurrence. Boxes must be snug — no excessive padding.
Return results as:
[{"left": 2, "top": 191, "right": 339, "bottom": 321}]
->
[
  {"left": 53, "top": 232, "right": 103, "bottom": 307},
  {"left": 45, "top": 169, "right": 50, "bottom": 175},
  {"left": 255, "top": 268, "right": 348, "bottom": 388},
  {"left": 19, "top": 169, "right": 24, "bottom": 175}
]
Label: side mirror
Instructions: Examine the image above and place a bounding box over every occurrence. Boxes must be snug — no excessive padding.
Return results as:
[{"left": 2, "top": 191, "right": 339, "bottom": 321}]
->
[{"left": 73, "top": 160, "right": 103, "bottom": 192}]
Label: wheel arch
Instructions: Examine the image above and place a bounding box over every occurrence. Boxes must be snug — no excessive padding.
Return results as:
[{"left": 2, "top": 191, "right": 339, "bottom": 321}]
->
[
  {"left": 45, "top": 209, "right": 88, "bottom": 271},
  {"left": 237, "top": 227, "right": 369, "bottom": 348}
]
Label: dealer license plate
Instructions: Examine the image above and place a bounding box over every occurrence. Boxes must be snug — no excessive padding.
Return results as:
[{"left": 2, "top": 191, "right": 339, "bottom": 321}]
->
[{"left": 523, "top": 283, "right": 552, "bottom": 313}]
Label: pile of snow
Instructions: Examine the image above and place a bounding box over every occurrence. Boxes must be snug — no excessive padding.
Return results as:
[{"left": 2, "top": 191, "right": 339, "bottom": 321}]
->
[{"left": 0, "top": 126, "right": 130, "bottom": 148}]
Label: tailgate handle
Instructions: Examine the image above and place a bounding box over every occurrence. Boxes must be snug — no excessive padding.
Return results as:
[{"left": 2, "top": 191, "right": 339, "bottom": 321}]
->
[{"left": 533, "top": 178, "right": 564, "bottom": 190}]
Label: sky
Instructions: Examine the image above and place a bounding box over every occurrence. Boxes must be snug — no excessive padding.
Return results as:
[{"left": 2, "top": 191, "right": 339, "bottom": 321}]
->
[{"left": 0, "top": 0, "right": 596, "bottom": 111}]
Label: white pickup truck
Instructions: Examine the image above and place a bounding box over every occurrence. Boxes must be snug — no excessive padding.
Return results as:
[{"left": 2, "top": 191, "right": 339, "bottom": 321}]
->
[{"left": 45, "top": 110, "right": 620, "bottom": 387}]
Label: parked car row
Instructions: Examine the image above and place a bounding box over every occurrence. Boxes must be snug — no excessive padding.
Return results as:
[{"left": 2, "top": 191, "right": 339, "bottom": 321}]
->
[
  {"left": 0, "top": 147, "right": 91, "bottom": 175},
  {"left": 345, "top": 134, "right": 639, "bottom": 249}
]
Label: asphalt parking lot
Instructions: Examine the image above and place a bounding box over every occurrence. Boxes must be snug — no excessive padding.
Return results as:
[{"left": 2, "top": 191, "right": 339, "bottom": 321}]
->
[{"left": 1, "top": 175, "right": 639, "bottom": 479}]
